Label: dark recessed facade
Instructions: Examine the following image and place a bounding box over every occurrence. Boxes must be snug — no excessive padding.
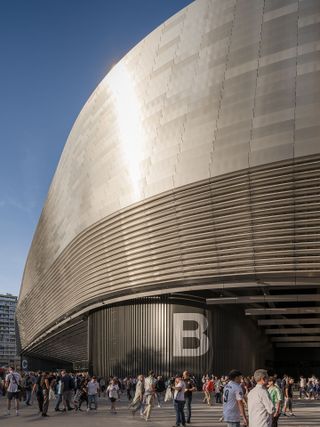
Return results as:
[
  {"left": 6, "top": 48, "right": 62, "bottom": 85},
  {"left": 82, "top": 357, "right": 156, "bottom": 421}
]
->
[{"left": 17, "top": 0, "right": 320, "bottom": 377}]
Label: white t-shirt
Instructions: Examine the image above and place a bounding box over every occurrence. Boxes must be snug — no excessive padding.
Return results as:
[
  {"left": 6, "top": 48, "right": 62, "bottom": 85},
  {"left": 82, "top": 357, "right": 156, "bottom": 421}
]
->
[
  {"left": 87, "top": 380, "right": 99, "bottom": 395},
  {"left": 300, "top": 377, "right": 306, "bottom": 387},
  {"left": 5, "top": 372, "right": 21, "bottom": 393},
  {"left": 174, "top": 380, "right": 186, "bottom": 401},
  {"left": 223, "top": 381, "right": 244, "bottom": 422},
  {"left": 107, "top": 384, "right": 119, "bottom": 399}
]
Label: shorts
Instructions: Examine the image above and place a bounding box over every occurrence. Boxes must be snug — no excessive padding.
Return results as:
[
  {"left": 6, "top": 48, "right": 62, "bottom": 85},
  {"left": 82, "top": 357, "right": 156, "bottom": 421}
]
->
[
  {"left": 7, "top": 391, "right": 20, "bottom": 400},
  {"left": 109, "top": 397, "right": 116, "bottom": 402}
]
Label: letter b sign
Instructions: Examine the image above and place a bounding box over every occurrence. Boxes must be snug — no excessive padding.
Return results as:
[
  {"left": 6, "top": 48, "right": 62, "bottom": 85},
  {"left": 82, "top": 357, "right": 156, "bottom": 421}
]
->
[{"left": 173, "top": 313, "right": 210, "bottom": 357}]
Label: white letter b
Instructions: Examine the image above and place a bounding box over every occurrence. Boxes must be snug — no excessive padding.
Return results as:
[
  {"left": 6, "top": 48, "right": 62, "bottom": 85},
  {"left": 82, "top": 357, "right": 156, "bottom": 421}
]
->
[{"left": 173, "top": 313, "right": 209, "bottom": 357}]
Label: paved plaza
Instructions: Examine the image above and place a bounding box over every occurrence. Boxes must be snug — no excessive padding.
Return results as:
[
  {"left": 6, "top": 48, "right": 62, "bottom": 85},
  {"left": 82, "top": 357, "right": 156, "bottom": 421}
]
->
[{"left": 0, "top": 393, "right": 319, "bottom": 426}]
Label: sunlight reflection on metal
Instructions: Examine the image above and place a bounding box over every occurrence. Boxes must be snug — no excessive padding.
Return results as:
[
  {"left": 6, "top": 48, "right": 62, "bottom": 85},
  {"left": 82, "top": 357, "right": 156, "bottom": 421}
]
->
[{"left": 108, "top": 62, "right": 145, "bottom": 201}]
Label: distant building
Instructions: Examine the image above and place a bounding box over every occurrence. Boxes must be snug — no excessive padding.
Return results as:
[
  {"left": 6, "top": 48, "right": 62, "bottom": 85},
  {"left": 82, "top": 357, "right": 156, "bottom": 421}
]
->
[{"left": 0, "top": 294, "right": 19, "bottom": 367}]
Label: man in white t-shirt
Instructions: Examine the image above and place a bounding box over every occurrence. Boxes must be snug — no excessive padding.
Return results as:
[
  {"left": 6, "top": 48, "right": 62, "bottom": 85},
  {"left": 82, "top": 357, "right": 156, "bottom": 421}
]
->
[
  {"left": 223, "top": 369, "right": 248, "bottom": 427},
  {"left": 5, "top": 367, "right": 22, "bottom": 416}
]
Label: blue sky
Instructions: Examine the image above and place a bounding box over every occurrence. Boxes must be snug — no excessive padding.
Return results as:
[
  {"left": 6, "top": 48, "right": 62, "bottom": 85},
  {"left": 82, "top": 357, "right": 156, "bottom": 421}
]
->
[{"left": 0, "top": 0, "right": 193, "bottom": 297}]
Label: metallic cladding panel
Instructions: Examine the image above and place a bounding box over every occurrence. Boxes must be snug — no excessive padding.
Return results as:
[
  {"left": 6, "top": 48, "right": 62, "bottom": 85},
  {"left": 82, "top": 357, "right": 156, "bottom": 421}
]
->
[
  {"left": 21, "top": 318, "right": 88, "bottom": 365},
  {"left": 19, "top": 0, "right": 320, "bottom": 298},
  {"left": 16, "top": 155, "right": 320, "bottom": 350},
  {"left": 89, "top": 299, "right": 272, "bottom": 377},
  {"left": 17, "top": 0, "right": 320, "bottom": 353}
]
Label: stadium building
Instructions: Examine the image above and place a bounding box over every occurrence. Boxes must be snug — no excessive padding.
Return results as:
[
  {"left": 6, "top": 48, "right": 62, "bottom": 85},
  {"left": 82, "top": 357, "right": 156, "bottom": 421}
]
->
[{"left": 17, "top": 0, "right": 320, "bottom": 377}]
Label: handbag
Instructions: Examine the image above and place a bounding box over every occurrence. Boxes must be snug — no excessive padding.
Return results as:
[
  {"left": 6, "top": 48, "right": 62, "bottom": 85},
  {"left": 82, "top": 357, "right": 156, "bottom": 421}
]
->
[
  {"left": 49, "top": 388, "right": 56, "bottom": 400},
  {"left": 164, "top": 386, "right": 172, "bottom": 402}
]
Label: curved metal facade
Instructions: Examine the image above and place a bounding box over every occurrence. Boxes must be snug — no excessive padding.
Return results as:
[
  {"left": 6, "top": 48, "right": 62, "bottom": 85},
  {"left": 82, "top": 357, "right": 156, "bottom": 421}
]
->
[{"left": 17, "top": 0, "right": 320, "bottom": 372}]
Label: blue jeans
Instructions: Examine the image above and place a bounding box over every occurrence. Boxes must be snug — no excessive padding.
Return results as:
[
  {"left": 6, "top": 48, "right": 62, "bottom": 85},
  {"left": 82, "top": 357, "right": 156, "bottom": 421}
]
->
[
  {"left": 55, "top": 394, "right": 62, "bottom": 410},
  {"left": 226, "top": 423, "right": 240, "bottom": 427},
  {"left": 25, "top": 389, "right": 32, "bottom": 405},
  {"left": 88, "top": 394, "right": 98, "bottom": 409},
  {"left": 174, "top": 399, "right": 186, "bottom": 426},
  {"left": 185, "top": 394, "right": 192, "bottom": 422}
]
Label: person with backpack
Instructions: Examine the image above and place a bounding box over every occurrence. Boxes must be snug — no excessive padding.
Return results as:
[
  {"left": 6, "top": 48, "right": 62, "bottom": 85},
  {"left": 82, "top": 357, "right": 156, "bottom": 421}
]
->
[{"left": 5, "top": 366, "right": 22, "bottom": 416}]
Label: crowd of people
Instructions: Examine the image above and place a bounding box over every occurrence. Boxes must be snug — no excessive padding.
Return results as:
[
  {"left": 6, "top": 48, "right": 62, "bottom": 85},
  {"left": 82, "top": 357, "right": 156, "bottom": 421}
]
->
[
  {"left": 298, "top": 374, "right": 320, "bottom": 400},
  {"left": 0, "top": 365, "right": 319, "bottom": 426}
]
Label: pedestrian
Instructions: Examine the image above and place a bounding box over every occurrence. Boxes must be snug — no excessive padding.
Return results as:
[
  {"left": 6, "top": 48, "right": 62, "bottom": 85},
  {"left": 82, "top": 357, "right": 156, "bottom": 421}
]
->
[
  {"left": 5, "top": 366, "right": 21, "bottom": 416},
  {"left": 173, "top": 375, "right": 186, "bottom": 427},
  {"left": 99, "top": 377, "right": 106, "bottom": 397},
  {"left": 142, "top": 370, "right": 156, "bottom": 421},
  {"left": 267, "top": 376, "right": 282, "bottom": 427},
  {"left": 125, "top": 377, "right": 133, "bottom": 401},
  {"left": 23, "top": 372, "right": 33, "bottom": 406},
  {"left": 74, "top": 377, "right": 87, "bottom": 411},
  {"left": 283, "top": 377, "right": 295, "bottom": 416},
  {"left": 61, "top": 370, "right": 74, "bottom": 411},
  {"left": 214, "top": 377, "right": 223, "bottom": 404},
  {"left": 129, "top": 374, "right": 145, "bottom": 416},
  {"left": 107, "top": 377, "right": 120, "bottom": 414},
  {"left": 34, "top": 371, "right": 44, "bottom": 415},
  {"left": 299, "top": 376, "right": 307, "bottom": 399},
  {"left": 87, "top": 376, "right": 99, "bottom": 411},
  {"left": 223, "top": 369, "right": 248, "bottom": 427},
  {"left": 155, "top": 375, "right": 166, "bottom": 407},
  {"left": 40, "top": 372, "right": 51, "bottom": 417},
  {"left": 203, "top": 375, "right": 214, "bottom": 405},
  {"left": 248, "top": 369, "right": 274, "bottom": 427},
  {"left": 80, "top": 377, "right": 89, "bottom": 410},
  {"left": 53, "top": 373, "right": 63, "bottom": 411},
  {"left": 29, "top": 371, "right": 37, "bottom": 405},
  {"left": 183, "top": 371, "right": 196, "bottom": 424}
]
